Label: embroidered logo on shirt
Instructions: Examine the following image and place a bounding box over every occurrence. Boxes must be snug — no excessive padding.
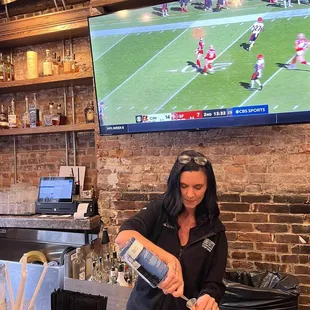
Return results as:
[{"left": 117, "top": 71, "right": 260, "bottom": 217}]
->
[
  {"left": 202, "top": 238, "right": 215, "bottom": 252},
  {"left": 163, "top": 223, "right": 174, "bottom": 229}
]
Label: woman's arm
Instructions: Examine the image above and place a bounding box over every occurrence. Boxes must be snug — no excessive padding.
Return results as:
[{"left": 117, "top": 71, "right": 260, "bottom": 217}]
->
[{"left": 115, "top": 201, "right": 184, "bottom": 297}]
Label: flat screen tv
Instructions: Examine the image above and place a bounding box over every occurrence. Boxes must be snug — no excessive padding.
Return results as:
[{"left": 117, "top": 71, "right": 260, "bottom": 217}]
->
[{"left": 88, "top": 1, "right": 310, "bottom": 135}]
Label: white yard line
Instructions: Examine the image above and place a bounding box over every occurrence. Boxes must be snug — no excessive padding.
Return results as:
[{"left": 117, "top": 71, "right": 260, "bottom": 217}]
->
[
  {"left": 152, "top": 27, "right": 250, "bottom": 114},
  {"left": 239, "top": 56, "right": 294, "bottom": 107},
  {"left": 94, "top": 34, "right": 128, "bottom": 62},
  {"left": 103, "top": 29, "right": 188, "bottom": 101}
]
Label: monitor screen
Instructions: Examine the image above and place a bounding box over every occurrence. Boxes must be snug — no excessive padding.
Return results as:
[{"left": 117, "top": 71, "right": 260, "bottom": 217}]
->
[
  {"left": 37, "top": 177, "right": 74, "bottom": 203},
  {"left": 88, "top": 1, "right": 310, "bottom": 135}
]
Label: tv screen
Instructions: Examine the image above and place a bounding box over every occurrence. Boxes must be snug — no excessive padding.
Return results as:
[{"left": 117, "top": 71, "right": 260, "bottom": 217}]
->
[{"left": 88, "top": 1, "right": 310, "bottom": 135}]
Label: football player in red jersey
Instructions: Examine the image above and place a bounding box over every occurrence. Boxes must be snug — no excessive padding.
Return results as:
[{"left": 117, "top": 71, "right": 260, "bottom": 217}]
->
[
  {"left": 248, "top": 17, "right": 264, "bottom": 51},
  {"left": 195, "top": 38, "right": 205, "bottom": 70},
  {"left": 288, "top": 33, "right": 310, "bottom": 69},
  {"left": 203, "top": 45, "right": 217, "bottom": 75},
  {"left": 249, "top": 54, "right": 264, "bottom": 91}
]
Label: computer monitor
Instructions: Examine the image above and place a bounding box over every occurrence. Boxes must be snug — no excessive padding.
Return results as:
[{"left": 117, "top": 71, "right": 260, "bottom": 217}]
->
[{"left": 37, "top": 177, "right": 74, "bottom": 203}]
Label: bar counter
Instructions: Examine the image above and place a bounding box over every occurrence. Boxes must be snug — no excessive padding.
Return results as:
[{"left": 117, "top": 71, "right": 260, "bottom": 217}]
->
[{"left": 0, "top": 214, "right": 101, "bottom": 230}]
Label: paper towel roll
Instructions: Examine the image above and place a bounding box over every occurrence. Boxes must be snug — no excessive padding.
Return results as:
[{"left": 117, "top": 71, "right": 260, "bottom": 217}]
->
[{"left": 26, "top": 51, "right": 38, "bottom": 79}]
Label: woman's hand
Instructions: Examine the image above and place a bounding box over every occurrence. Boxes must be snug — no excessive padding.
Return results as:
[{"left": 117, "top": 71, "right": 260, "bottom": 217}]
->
[
  {"left": 158, "top": 256, "right": 184, "bottom": 298},
  {"left": 193, "top": 294, "right": 218, "bottom": 310}
]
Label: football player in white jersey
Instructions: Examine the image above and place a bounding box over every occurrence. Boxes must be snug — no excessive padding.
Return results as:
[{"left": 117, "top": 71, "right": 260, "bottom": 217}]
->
[
  {"left": 248, "top": 17, "right": 264, "bottom": 51},
  {"left": 249, "top": 54, "right": 265, "bottom": 91}
]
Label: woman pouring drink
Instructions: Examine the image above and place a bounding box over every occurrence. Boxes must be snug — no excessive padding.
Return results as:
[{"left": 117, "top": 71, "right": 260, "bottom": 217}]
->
[{"left": 115, "top": 150, "right": 228, "bottom": 310}]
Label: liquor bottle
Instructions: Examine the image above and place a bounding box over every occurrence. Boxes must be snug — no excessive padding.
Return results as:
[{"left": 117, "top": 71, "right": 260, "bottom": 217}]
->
[
  {"left": 63, "top": 49, "right": 72, "bottom": 74},
  {"left": 56, "top": 103, "right": 66, "bottom": 125},
  {"left": 85, "top": 240, "right": 98, "bottom": 280},
  {"left": 72, "top": 248, "right": 86, "bottom": 281},
  {"left": 0, "top": 53, "right": 6, "bottom": 82},
  {"left": 120, "top": 237, "right": 169, "bottom": 288},
  {"left": 71, "top": 54, "right": 79, "bottom": 73},
  {"left": 116, "top": 264, "right": 129, "bottom": 287},
  {"left": 108, "top": 266, "right": 117, "bottom": 285},
  {"left": 97, "top": 257, "right": 106, "bottom": 283},
  {"left": 84, "top": 101, "right": 95, "bottom": 124},
  {"left": 43, "top": 50, "right": 53, "bottom": 76},
  {"left": 88, "top": 261, "right": 98, "bottom": 282},
  {"left": 0, "top": 105, "right": 9, "bottom": 129},
  {"left": 29, "top": 93, "right": 37, "bottom": 128},
  {"left": 112, "top": 248, "right": 119, "bottom": 268},
  {"left": 21, "top": 96, "right": 30, "bottom": 128},
  {"left": 57, "top": 56, "right": 64, "bottom": 75},
  {"left": 8, "top": 98, "right": 17, "bottom": 128},
  {"left": 6, "top": 56, "right": 14, "bottom": 82},
  {"left": 52, "top": 108, "right": 60, "bottom": 126},
  {"left": 43, "top": 102, "right": 54, "bottom": 127},
  {"left": 52, "top": 52, "right": 59, "bottom": 75}
]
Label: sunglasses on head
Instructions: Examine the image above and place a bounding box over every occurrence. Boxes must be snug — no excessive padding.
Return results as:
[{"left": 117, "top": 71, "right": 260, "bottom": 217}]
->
[{"left": 178, "top": 154, "right": 208, "bottom": 166}]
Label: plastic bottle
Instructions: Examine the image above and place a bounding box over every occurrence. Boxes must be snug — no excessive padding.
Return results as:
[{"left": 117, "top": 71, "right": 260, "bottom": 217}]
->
[{"left": 119, "top": 237, "right": 168, "bottom": 288}]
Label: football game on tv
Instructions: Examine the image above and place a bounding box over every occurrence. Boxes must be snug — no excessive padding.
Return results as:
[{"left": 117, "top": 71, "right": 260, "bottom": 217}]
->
[{"left": 88, "top": 0, "right": 310, "bottom": 135}]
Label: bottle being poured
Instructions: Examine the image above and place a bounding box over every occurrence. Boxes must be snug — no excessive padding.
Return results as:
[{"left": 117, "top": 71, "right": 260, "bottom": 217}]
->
[{"left": 119, "top": 237, "right": 197, "bottom": 309}]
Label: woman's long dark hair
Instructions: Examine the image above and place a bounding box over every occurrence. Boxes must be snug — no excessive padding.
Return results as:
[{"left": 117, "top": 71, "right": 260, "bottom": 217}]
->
[{"left": 162, "top": 150, "right": 220, "bottom": 224}]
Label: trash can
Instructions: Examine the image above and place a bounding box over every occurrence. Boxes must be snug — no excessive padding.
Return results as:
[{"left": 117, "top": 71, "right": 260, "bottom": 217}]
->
[{"left": 220, "top": 271, "right": 300, "bottom": 310}]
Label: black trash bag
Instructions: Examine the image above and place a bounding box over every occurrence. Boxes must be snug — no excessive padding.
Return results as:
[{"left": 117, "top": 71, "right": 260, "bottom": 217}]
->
[{"left": 219, "top": 271, "right": 300, "bottom": 310}]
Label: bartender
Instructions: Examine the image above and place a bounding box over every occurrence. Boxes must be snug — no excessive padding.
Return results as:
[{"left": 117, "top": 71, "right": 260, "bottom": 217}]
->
[{"left": 116, "top": 150, "right": 228, "bottom": 310}]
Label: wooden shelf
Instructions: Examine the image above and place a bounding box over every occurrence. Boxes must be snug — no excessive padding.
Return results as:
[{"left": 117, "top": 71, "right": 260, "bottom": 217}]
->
[
  {"left": 0, "top": 123, "right": 96, "bottom": 137},
  {"left": 0, "top": 71, "right": 93, "bottom": 95},
  {"left": 0, "top": 7, "right": 90, "bottom": 48}
]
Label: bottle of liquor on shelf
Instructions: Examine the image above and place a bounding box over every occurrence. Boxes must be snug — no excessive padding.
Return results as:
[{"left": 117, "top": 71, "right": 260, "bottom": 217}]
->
[
  {"left": 8, "top": 98, "right": 17, "bottom": 128},
  {"left": 0, "top": 53, "right": 6, "bottom": 82},
  {"left": 57, "top": 56, "right": 64, "bottom": 75},
  {"left": 71, "top": 54, "right": 79, "bottom": 73},
  {"left": 56, "top": 103, "right": 67, "bottom": 125},
  {"left": 84, "top": 101, "right": 95, "bottom": 124},
  {"left": 63, "top": 49, "right": 72, "bottom": 74},
  {"left": 29, "top": 93, "right": 37, "bottom": 128},
  {"left": 72, "top": 248, "right": 86, "bottom": 281},
  {"left": 43, "top": 102, "right": 54, "bottom": 127},
  {"left": 0, "top": 105, "right": 9, "bottom": 129},
  {"left": 52, "top": 52, "right": 59, "bottom": 75},
  {"left": 22, "top": 96, "right": 30, "bottom": 128},
  {"left": 43, "top": 49, "right": 53, "bottom": 76},
  {"left": 6, "top": 56, "right": 14, "bottom": 82}
]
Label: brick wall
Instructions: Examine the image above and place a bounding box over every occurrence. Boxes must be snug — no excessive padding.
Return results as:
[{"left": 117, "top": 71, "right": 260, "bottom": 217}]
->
[{"left": 97, "top": 126, "right": 310, "bottom": 309}]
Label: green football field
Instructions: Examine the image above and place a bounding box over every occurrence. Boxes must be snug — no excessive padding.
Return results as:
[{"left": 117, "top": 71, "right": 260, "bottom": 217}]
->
[{"left": 89, "top": 1, "right": 310, "bottom": 126}]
